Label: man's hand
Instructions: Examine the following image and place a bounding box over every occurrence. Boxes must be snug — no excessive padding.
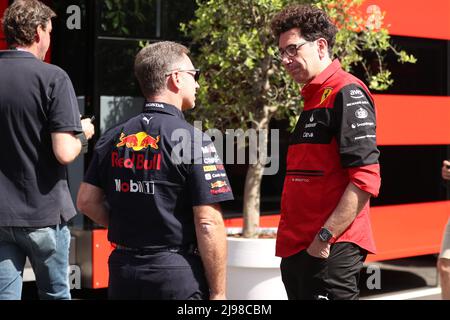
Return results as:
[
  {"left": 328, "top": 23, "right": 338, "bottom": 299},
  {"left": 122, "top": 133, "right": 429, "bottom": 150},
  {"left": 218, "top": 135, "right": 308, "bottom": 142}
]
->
[
  {"left": 442, "top": 160, "right": 450, "bottom": 181},
  {"left": 306, "top": 235, "right": 330, "bottom": 259},
  {"left": 81, "top": 118, "right": 95, "bottom": 140}
]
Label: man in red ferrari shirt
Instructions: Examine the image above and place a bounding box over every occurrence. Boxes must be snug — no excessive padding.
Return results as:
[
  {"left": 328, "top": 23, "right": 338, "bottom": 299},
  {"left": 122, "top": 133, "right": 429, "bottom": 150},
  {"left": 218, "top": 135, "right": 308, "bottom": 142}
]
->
[{"left": 271, "top": 4, "right": 381, "bottom": 300}]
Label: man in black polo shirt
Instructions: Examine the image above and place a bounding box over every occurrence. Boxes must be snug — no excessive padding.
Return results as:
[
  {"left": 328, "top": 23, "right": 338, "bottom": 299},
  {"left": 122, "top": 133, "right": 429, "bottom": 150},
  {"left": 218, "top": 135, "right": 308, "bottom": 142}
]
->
[
  {"left": 77, "top": 41, "right": 234, "bottom": 300},
  {"left": 0, "top": 0, "right": 95, "bottom": 300}
]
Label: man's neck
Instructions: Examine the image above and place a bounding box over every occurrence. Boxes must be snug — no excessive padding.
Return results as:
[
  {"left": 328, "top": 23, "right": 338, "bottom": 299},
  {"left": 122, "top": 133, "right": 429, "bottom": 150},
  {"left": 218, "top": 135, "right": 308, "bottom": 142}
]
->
[
  {"left": 303, "top": 57, "right": 333, "bottom": 86},
  {"left": 316, "top": 57, "right": 333, "bottom": 76},
  {"left": 14, "top": 44, "right": 41, "bottom": 60}
]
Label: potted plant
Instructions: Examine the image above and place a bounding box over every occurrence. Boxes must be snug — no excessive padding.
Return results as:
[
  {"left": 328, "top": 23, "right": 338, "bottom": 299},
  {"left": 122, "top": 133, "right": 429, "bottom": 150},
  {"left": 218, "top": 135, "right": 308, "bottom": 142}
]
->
[{"left": 184, "top": 0, "right": 415, "bottom": 299}]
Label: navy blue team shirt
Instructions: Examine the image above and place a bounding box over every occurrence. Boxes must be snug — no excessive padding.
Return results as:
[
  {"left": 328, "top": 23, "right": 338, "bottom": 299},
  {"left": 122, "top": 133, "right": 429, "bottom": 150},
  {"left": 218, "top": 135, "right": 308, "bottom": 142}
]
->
[{"left": 84, "top": 102, "right": 234, "bottom": 248}]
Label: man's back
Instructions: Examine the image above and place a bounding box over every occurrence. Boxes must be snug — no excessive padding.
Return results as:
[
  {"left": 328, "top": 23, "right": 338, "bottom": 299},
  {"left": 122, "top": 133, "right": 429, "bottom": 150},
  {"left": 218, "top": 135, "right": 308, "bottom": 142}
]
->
[
  {"left": 0, "top": 0, "right": 95, "bottom": 300},
  {"left": 77, "top": 41, "right": 231, "bottom": 299},
  {"left": 0, "top": 50, "right": 81, "bottom": 226},
  {"left": 85, "top": 102, "right": 233, "bottom": 248}
]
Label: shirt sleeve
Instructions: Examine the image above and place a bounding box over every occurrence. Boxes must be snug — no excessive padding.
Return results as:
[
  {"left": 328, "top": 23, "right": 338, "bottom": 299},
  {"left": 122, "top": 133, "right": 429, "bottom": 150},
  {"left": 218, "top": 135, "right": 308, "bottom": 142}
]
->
[
  {"left": 334, "top": 83, "right": 381, "bottom": 197},
  {"left": 83, "top": 132, "right": 114, "bottom": 188},
  {"left": 84, "top": 147, "right": 102, "bottom": 188},
  {"left": 335, "top": 83, "right": 380, "bottom": 167},
  {"left": 187, "top": 131, "right": 234, "bottom": 206},
  {"left": 348, "top": 164, "right": 381, "bottom": 197},
  {"left": 47, "top": 72, "right": 83, "bottom": 133}
]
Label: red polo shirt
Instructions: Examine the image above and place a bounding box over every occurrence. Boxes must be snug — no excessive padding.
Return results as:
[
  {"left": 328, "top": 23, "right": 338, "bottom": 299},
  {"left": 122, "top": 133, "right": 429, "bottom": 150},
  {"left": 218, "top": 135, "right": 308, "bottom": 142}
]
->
[{"left": 276, "top": 59, "right": 380, "bottom": 257}]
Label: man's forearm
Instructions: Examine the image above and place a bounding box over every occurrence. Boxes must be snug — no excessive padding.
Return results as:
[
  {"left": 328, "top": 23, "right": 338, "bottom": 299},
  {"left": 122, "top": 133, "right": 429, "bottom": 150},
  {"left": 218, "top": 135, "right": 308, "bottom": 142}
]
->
[
  {"left": 77, "top": 182, "right": 109, "bottom": 227},
  {"left": 194, "top": 204, "right": 227, "bottom": 299},
  {"left": 324, "top": 182, "right": 371, "bottom": 238},
  {"left": 82, "top": 203, "right": 109, "bottom": 227}
]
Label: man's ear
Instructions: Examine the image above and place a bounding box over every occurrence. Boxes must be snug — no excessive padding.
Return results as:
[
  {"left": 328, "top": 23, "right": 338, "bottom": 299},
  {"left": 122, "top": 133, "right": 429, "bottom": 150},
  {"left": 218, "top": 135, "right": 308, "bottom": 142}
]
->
[
  {"left": 167, "top": 72, "right": 183, "bottom": 91},
  {"left": 316, "top": 38, "right": 329, "bottom": 59},
  {"left": 35, "top": 25, "right": 42, "bottom": 43}
]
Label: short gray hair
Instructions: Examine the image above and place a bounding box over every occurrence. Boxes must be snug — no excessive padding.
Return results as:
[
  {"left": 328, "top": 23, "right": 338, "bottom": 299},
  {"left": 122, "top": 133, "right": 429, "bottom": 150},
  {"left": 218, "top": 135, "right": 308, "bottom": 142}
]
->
[{"left": 134, "top": 41, "right": 189, "bottom": 98}]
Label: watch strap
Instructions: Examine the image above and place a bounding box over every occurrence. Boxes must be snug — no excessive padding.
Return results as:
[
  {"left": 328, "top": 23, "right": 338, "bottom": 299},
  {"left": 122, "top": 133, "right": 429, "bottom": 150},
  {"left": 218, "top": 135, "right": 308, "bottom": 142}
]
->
[{"left": 75, "top": 132, "right": 88, "bottom": 154}]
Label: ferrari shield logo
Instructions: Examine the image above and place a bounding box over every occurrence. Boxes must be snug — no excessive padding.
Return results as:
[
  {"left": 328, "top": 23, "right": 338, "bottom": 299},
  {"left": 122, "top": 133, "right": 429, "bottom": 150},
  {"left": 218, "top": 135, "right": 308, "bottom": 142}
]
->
[{"left": 320, "top": 87, "right": 333, "bottom": 104}]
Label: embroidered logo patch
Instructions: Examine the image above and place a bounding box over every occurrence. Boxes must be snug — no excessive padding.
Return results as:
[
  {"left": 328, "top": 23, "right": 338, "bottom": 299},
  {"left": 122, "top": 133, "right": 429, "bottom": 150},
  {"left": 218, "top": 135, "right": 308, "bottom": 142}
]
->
[{"left": 320, "top": 87, "right": 333, "bottom": 104}]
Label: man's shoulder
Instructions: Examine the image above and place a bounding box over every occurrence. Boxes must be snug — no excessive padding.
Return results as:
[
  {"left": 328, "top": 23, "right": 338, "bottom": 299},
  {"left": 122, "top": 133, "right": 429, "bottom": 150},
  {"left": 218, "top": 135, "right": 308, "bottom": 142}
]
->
[
  {"left": 92, "top": 125, "right": 122, "bottom": 153},
  {"left": 102, "top": 114, "right": 206, "bottom": 145},
  {"left": 22, "top": 60, "right": 69, "bottom": 82},
  {"left": 1, "top": 51, "right": 68, "bottom": 79},
  {"left": 157, "top": 114, "right": 200, "bottom": 138},
  {"left": 101, "top": 121, "right": 127, "bottom": 140},
  {"left": 163, "top": 113, "right": 192, "bottom": 128},
  {"left": 36, "top": 61, "right": 69, "bottom": 80},
  {"left": 332, "top": 69, "right": 369, "bottom": 92},
  {"left": 168, "top": 118, "right": 211, "bottom": 139}
]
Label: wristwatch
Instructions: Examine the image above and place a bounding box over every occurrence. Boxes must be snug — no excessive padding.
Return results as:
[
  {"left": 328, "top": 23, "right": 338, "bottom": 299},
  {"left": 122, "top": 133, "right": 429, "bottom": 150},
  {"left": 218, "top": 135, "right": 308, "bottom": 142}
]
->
[
  {"left": 318, "top": 227, "right": 336, "bottom": 244},
  {"left": 75, "top": 132, "right": 88, "bottom": 154}
]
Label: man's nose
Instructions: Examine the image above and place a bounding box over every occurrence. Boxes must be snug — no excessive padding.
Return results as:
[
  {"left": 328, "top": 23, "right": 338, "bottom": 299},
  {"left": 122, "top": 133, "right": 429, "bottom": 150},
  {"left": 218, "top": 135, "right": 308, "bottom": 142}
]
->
[{"left": 281, "top": 55, "right": 292, "bottom": 65}]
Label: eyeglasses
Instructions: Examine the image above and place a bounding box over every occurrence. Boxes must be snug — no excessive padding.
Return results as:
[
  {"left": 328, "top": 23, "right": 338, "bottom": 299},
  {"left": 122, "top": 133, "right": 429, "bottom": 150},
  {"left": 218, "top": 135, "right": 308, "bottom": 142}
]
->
[
  {"left": 165, "top": 68, "right": 201, "bottom": 82},
  {"left": 278, "top": 41, "right": 309, "bottom": 59}
]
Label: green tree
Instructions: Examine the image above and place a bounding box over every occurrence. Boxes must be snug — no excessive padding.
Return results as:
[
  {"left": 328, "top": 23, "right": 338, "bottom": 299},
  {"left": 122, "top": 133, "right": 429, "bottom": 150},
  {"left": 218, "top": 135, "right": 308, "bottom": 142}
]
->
[{"left": 183, "top": 0, "right": 415, "bottom": 238}]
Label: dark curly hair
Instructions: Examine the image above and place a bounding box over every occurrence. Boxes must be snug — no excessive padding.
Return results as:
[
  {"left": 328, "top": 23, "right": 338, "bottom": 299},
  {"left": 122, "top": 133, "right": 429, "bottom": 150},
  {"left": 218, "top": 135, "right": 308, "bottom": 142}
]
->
[
  {"left": 2, "top": 0, "right": 56, "bottom": 47},
  {"left": 271, "top": 4, "right": 337, "bottom": 54}
]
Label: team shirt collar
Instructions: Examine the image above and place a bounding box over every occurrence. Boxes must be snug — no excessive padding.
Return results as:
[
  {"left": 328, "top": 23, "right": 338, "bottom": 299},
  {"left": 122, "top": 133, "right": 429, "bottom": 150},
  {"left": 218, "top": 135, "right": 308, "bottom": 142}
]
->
[
  {"left": 301, "top": 59, "right": 341, "bottom": 100},
  {"left": 143, "top": 101, "right": 185, "bottom": 120}
]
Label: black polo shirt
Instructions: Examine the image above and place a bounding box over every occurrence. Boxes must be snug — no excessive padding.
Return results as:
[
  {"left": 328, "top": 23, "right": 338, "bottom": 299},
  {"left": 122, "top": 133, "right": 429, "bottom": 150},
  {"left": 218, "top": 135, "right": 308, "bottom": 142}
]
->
[
  {"left": 84, "top": 102, "right": 234, "bottom": 248},
  {"left": 0, "top": 50, "right": 82, "bottom": 227}
]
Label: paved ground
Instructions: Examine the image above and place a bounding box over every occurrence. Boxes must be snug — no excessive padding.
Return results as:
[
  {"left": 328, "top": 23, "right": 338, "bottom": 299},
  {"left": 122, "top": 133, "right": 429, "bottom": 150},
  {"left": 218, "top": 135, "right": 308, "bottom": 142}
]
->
[
  {"left": 360, "top": 254, "right": 441, "bottom": 300},
  {"left": 21, "top": 254, "right": 443, "bottom": 300}
]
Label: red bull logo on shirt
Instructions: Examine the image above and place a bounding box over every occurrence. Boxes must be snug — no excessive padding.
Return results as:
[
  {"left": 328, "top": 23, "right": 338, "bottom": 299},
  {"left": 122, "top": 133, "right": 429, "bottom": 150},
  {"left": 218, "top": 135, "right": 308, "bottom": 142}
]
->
[
  {"left": 210, "top": 186, "right": 231, "bottom": 195},
  {"left": 111, "top": 151, "right": 161, "bottom": 171},
  {"left": 116, "top": 132, "right": 160, "bottom": 151},
  {"left": 211, "top": 180, "right": 227, "bottom": 189}
]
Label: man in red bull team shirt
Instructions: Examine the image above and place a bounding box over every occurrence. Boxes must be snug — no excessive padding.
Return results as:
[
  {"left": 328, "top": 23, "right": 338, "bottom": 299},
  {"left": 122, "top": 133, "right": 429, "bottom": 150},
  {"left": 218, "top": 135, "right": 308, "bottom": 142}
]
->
[
  {"left": 77, "top": 41, "right": 233, "bottom": 300},
  {"left": 271, "top": 5, "right": 381, "bottom": 300},
  {"left": 0, "top": 0, "right": 94, "bottom": 300}
]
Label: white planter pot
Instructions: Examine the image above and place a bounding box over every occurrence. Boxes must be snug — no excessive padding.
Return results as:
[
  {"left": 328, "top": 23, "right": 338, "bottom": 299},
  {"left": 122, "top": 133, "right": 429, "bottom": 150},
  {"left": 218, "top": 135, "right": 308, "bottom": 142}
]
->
[{"left": 226, "top": 237, "right": 287, "bottom": 300}]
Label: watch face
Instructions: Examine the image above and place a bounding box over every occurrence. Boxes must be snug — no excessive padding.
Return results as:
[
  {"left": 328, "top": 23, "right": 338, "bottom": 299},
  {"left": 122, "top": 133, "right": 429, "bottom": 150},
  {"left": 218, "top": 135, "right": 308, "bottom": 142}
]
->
[{"left": 319, "top": 228, "right": 332, "bottom": 242}]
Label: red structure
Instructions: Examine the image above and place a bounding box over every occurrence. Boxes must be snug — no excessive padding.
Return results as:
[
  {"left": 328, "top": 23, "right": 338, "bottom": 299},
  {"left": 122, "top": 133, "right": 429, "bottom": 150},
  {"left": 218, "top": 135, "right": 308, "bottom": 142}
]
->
[
  {"left": 0, "top": 0, "right": 7, "bottom": 50},
  {"left": 362, "top": 0, "right": 450, "bottom": 261}
]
